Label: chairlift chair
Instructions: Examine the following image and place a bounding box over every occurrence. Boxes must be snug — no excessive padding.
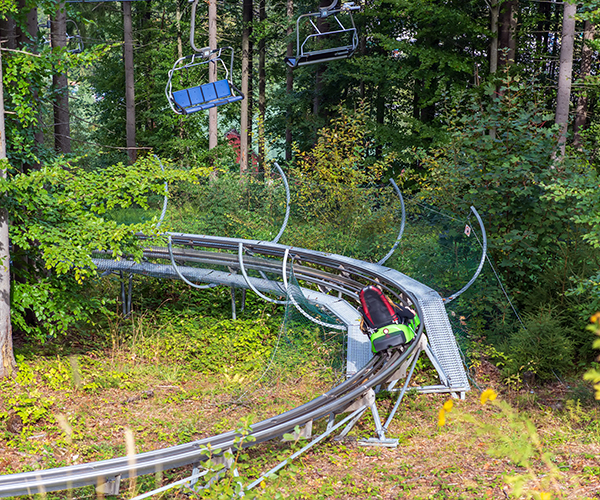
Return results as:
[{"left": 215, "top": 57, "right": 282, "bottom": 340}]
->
[
  {"left": 165, "top": 0, "right": 244, "bottom": 115},
  {"left": 285, "top": 1, "right": 360, "bottom": 68},
  {"left": 166, "top": 46, "right": 244, "bottom": 115},
  {"left": 38, "top": 18, "right": 83, "bottom": 54}
]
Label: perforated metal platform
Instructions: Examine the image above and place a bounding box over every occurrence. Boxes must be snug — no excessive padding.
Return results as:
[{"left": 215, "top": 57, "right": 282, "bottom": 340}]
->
[{"left": 417, "top": 290, "right": 469, "bottom": 391}]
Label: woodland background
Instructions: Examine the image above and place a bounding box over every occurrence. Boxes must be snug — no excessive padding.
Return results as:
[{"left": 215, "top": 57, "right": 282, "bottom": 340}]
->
[{"left": 0, "top": 0, "right": 599, "bottom": 415}]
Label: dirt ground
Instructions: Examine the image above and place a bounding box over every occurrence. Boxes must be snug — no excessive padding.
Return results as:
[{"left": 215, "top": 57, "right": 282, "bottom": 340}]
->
[{"left": 0, "top": 354, "right": 599, "bottom": 499}]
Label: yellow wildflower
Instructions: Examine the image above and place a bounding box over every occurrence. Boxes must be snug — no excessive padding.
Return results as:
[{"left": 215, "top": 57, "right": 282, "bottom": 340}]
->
[
  {"left": 260, "top": 480, "right": 266, "bottom": 489},
  {"left": 480, "top": 388, "right": 498, "bottom": 405},
  {"left": 591, "top": 312, "right": 600, "bottom": 324},
  {"left": 443, "top": 399, "right": 454, "bottom": 412},
  {"left": 539, "top": 492, "right": 552, "bottom": 500},
  {"left": 438, "top": 408, "right": 446, "bottom": 427}
]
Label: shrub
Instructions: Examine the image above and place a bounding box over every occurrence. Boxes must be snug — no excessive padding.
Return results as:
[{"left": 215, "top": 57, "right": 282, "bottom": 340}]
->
[
  {"left": 502, "top": 306, "right": 574, "bottom": 382},
  {"left": 416, "top": 77, "right": 583, "bottom": 296}
]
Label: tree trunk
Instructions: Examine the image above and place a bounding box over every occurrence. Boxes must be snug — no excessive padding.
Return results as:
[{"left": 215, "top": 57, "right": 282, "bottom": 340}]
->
[
  {"left": 176, "top": 0, "right": 183, "bottom": 60},
  {"left": 536, "top": 0, "right": 551, "bottom": 57},
  {"left": 359, "top": 34, "right": 366, "bottom": 98},
  {"left": 208, "top": 0, "right": 218, "bottom": 153},
  {"left": 8, "top": 2, "right": 42, "bottom": 170},
  {"left": 312, "top": 1, "right": 330, "bottom": 129},
  {"left": 0, "top": 48, "right": 17, "bottom": 379},
  {"left": 258, "top": 0, "right": 266, "bottom": 171},
  {"left": 285, "top": 0, "right": 293, "bottom": 161},
  {"left": 240, "top": 0, "right": 252, "bottom": 174},
  {"left": 498, "top": 0, "right": 517, "bottom": 67},
  {"left": 555, "top": 1, "right": 577, "bottom": 158},
  {"left": 123, "top": 1, "right": 136, "bottom": 164},
  {"left": 549, "top": 5, "right": 562, "bottom": 81},
  {"left": 573, "top": 20, "right": 594, "bottom": 148},
  {"left": 19, "top": 2, "right": 37, "bottom": 46},
  {"left": 52, "top": 2, "right": 71, "bottom": 154},
  {"left": 26, "top": 6, "right": 43, "bottom": 162},
  {"left": 0, "top": 13, "right": 17, "bottom": 50},
  {"left": 247, "top": 8, "right": 253, "bottom": 167},
  {"left": 489, "top": 0, "right": 499, "bottom": 74}
]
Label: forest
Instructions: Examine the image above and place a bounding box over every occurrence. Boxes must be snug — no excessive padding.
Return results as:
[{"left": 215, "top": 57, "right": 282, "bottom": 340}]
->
[{"left": 0, "top": 0, "right": 600, "bottom": 498}]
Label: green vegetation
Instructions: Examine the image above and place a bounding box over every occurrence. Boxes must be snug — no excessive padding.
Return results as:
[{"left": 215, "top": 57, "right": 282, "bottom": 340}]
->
[
  {"left": 2, "top": 0, "right": 600, "bottom": 497},
  {"left": 1, "top": 319, "right": 599, "bottom": 499}
]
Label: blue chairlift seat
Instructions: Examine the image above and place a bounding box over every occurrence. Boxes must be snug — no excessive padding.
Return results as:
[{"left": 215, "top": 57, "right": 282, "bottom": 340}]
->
[
  {"left": 172, "top": 79, "right": 243, "bottom": 115},
  {"left": 166, "top": 47, "right": 244, "bottom": 116}
]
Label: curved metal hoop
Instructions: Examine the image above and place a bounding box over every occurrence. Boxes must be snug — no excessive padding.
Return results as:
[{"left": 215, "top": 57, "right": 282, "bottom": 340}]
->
[
  {"left": 377, "top": 178, "right": 406, "bottom": 266},
  {"left": 238, "top": 243, "right": 288, "bottom": 304},
  {"left": 168, "top": 235, "right": 216, "bottom": 289},
  {"left": 442, "top": 206, "right": 487, "bottom": 304},
  {"left": 282, "top": 249, "right": 347, "bottom": 330},
  {"left": 271, "top": 162, "right": 291, "bottom": 244},
  {"left": 153, "top": 155, "right": 169, "bottom": 230},
  {"left": 189, "top": 0, "right": 203, "bottom": 54}
]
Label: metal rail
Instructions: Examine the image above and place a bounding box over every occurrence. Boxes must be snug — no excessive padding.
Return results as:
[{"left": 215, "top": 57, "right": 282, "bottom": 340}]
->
[
  {"left": 0, "top": 346, "right": 417, "bottom": 497},
  {"left": 377, "top": 179, "right": 406, "bottom": 266},
  {"left": 442, "top": 206, "right": 488, "bottom": 304},
  {"left": 0, "top": 230, "right": 472, "bottom": 496}
]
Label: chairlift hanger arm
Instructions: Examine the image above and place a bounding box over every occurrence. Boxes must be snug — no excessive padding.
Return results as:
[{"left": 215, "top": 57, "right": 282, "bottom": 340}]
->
[
  {"left": 189, "top": 0, "right": 228, "bottom": 56},
  {"left": 318, "top": 1, "right": 359, "bottom": 17},
  {"left": 189, "top": 0, "right": 202, "bottom": 54}
]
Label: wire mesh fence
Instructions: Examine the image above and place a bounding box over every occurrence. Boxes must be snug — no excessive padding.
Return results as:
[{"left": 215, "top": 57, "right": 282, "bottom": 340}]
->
[{"left": 98, "top": 169, "right": 528, "bottom": 388}]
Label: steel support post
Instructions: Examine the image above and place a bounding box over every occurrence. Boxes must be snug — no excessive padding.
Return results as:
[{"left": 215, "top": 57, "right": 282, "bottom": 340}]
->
[
  {"left": 120, "top": 272, "right": 133, "bottom": 317},
  {"left": 230, "top": 286, "right": 237, "bottom": 320}
]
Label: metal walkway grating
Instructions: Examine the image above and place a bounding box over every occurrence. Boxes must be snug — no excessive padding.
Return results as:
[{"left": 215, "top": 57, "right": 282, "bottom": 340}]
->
[{"left": 418, "top": 291, "right": 469, "bottom": 392}]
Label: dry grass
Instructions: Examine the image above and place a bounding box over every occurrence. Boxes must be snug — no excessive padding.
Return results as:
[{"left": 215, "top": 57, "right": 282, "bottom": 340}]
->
[{"left": 0, "top": 347, "right": 599, "bottom": 499}]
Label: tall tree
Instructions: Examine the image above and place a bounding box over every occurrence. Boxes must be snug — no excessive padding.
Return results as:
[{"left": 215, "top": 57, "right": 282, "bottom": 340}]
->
[
  {"left": 498, "top": 0, "right": 517, "bottom": 67},
  {"left": 573, "top": 20, "right": 594, "bottom": 148},
  {"left": 0, "top": 46, "right": 17, "bottom": 378},
  {"left": 488, "top": 0, "right": 499, "bottom": 74},
  {"left": 285, "top": 0, "right": 293, "bottom": 161},
  {"left": 25, "top": 3, "right": 43, "bottom": 165},
  {"left": 51, "top": 1, "right": 71, "bottom": 154},
  {"left": 240, "top": 0, "right": 252, "bottom": 173},
  {"left": 208, "top": 0, "right": 217, "bottom": 152},
  {"left": 555, "top": 0, "right": 577, "bottom": 157},
  {"left": 123, "top": 1, "right": 136, "bottom": 163},
  {"left": 258, "top": 0, "right": 266, "bottom": 169}
]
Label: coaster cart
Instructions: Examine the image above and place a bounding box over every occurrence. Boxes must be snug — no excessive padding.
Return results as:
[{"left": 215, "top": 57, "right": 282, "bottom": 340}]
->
[
  {"left": 285, "top": 0, "right": 360, "bottom": 68},
  {"left": 165, "top": 0, "right": 244, "bottom": 115}
]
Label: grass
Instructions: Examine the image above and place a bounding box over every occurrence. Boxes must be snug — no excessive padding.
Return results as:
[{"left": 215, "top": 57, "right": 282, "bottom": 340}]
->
[
  {"left": 2, "top": 281, "right": 600, "bottom": 499},
  {"left": 2, "top": 336, "right": 599, "bottom": 499}
]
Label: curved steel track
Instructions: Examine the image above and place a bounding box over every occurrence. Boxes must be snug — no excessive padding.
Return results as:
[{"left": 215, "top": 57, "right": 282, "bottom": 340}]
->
[{"left": 0, "top": 229, "right": 474, "bottom": 496}]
